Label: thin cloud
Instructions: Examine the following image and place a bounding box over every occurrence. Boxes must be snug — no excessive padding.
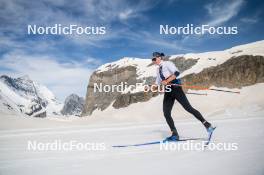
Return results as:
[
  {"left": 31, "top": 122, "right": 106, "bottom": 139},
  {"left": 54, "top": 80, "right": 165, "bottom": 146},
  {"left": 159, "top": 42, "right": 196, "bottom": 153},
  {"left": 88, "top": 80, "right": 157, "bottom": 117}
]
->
[
  {"left": 205, "top": 0, "right": 245, "bottom": 26},
  {"left": 0, "top": 0, "right": 159, "bottom": 44},
  {"left": 181, "top": 0, "right": 245, "bottom": 44},
  {"left": 240, "top": 10, "right": 261, "bottom": 24},
  {"left": 240, "top": 17, "right": 258, "bottom": 24},
  {"left": 121, "top": 30, "right": 192, "bottom": 52}
]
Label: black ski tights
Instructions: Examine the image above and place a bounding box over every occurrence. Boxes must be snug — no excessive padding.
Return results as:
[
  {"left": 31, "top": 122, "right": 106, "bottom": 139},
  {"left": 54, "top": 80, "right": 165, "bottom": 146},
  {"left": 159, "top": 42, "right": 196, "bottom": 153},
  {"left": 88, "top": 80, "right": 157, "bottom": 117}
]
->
[{"left": 163, "top": 86, "right": 210, "bottom": 135}]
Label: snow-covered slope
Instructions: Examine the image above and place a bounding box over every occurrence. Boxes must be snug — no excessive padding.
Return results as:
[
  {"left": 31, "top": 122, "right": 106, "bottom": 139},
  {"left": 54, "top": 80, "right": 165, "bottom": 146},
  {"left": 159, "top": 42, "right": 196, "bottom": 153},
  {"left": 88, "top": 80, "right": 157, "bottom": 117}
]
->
[
  {"left": 90, "top": 83, "right": 264, "bottom": 122},
  {"left": 97, "top": 57, "right": 157, "bottom": 79},
  {"left": 0, "top": 75, "right": 63, "bottom": 117}
]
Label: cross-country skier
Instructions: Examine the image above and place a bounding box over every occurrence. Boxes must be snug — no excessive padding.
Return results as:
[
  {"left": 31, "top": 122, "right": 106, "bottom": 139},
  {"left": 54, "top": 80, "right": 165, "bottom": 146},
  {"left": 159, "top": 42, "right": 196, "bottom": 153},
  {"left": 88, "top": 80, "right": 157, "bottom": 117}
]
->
[{"left": 151, "top": 52, "right": 215, "bottom": 141}]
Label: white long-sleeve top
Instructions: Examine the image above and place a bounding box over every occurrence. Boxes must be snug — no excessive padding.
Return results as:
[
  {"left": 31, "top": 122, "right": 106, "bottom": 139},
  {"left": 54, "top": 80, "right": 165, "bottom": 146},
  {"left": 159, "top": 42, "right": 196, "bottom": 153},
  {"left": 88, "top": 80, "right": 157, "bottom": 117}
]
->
[{"left": 155, "top": 60, "right": 180, "bottom": 85}]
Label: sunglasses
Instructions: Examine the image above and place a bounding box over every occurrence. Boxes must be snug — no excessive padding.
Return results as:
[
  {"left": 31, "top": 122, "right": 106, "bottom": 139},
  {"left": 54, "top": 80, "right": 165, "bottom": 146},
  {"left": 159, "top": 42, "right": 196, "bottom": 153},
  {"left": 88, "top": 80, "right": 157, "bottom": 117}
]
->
[{"left": 152, "top": 57, "right": 157, "bottom": 61}]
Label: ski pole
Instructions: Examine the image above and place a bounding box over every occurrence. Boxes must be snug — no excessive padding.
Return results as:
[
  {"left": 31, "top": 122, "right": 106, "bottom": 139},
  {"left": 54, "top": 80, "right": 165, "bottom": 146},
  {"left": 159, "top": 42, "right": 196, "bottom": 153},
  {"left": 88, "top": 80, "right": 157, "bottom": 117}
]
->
[
  {"left": 144, "top": 85, "right": 207, "bottom": 95},
  {"left": 170, "top": 84, "right": 240, "bottom": 94},
  {"left": 186, "top": 92, "right": 207, "bottom": 96},
  {"left": 171, "top": 84, "right": 208, "bottom": 90},
  {"left": 208, "top": 88, "right": 240, "bottom": 94}
]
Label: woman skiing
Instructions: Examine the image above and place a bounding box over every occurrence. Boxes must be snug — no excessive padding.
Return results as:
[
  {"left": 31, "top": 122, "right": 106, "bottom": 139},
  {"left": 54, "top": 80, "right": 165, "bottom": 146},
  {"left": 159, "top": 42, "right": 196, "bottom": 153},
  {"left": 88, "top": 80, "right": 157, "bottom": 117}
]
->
[{"left": 151, "top": 52, "right": 215, "bottom": 141}]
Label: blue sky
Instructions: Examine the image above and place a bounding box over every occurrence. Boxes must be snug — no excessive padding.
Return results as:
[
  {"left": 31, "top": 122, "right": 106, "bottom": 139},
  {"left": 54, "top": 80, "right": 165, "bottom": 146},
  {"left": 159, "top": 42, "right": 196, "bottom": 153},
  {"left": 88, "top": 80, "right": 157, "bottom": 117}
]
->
[{"left": 0, "top": 0, "right": 263, "bottom": 101}]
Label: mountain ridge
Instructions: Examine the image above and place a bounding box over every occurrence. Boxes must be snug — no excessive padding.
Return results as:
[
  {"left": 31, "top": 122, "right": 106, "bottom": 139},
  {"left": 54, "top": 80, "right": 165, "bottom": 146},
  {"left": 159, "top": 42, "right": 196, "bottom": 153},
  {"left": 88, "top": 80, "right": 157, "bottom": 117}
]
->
[{"left": 82, "top": 40, "right": 264, "bottom": 116}]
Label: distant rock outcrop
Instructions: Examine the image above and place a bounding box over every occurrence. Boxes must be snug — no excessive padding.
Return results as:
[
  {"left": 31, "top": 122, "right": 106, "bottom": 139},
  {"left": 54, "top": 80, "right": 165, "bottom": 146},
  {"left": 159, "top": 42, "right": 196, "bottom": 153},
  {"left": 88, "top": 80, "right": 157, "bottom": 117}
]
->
[
  {"left": 61, "top": 94, "right": 84, "bottom": 116},
  {"left": 82, "top": 66, "right": 138, "bottom": 116}
]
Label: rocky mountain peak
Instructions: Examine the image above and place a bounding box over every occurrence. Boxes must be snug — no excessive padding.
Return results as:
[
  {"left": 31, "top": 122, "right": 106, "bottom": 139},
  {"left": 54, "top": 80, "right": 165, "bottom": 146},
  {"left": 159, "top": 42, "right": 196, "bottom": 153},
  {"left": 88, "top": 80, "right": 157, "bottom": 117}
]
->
[{"left": 61, "top": 94, "right": 84, "bottom": 116}]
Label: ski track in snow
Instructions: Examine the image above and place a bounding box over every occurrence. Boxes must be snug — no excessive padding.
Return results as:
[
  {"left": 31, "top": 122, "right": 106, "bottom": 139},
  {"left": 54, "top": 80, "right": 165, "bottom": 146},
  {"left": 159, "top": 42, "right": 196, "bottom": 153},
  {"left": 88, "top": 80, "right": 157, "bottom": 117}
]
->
[{"left": 0, "top": 116, "right": 264, "bottom": 175}]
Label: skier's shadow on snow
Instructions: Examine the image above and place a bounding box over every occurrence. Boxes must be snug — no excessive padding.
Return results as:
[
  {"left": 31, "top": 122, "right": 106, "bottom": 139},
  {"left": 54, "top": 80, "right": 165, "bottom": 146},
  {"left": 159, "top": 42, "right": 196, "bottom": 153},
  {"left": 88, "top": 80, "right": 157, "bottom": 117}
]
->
[
  {"left": 151, "top": 129, "right": 169, "bottom": 138},
  {"left": 151, "top": 129, "right": 203, "bottom": 139}
]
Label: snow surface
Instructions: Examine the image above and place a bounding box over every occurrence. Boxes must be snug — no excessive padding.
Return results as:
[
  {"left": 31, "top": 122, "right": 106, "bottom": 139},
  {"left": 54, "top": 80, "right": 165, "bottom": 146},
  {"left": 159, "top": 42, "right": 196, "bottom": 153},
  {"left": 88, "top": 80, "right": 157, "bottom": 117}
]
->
[
  {"left": 0, "top": 113, "right": 263, "bottom": 175},
  {"left": 0, "top": 83, "right": 263, "bottom": 175}
]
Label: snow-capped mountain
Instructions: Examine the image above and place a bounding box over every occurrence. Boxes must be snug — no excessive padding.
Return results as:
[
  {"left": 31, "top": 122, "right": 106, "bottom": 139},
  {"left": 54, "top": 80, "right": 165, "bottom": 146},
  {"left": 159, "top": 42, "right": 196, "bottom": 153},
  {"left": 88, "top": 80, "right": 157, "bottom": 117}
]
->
[
  {"left": 82, "top": 40, "right": 264, "bottom": 116},
  {"left": 0, "top": 75, "right": 63, "bottom": 117}
]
